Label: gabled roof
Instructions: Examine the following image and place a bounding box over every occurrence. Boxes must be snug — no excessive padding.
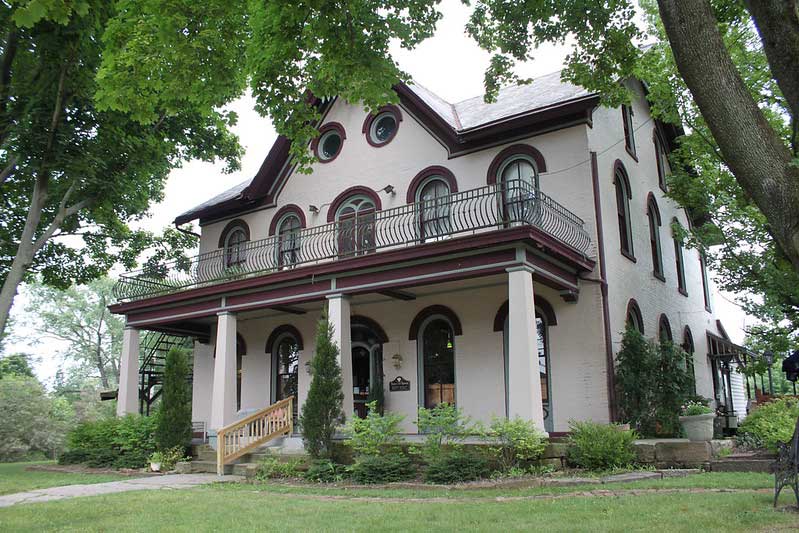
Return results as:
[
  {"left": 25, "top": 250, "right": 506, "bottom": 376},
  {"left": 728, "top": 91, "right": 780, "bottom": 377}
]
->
[{"left": 175, "top": 73, "right": 601, "bottom": 225}]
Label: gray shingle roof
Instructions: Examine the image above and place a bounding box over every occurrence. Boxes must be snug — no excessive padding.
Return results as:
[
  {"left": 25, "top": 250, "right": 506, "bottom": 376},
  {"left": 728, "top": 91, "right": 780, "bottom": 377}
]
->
[{"left": 175, "top": 178, "right": 250, "bottom": 224}]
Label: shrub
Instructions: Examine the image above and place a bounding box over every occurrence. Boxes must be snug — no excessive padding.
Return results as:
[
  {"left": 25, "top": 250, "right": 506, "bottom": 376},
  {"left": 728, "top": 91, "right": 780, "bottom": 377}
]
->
[
  {"left": 738, "top": 397, "right": 799, "bottom": 452},
  {"left": 567, "top": 420, "right": 638, "bottom": 471},
  {"left": 149, "top": 446, "right": 189, "bottom": 471},
  {"left": 304, "top": 459, "right": 347, "bottom": 483},
  {"left": 349, "top": 454, "right": 416, "bottom": 484},
  {"left": 155, "top": 347, "right": 192, "bottom": 452},
  {"left": 343, "top": 400, "right": 404, "bottom": 457},
  {"left": 300, "top": 316, "right": 344, "bottom": 458},
  {"left": 423, "top": 449, "right": 489, "bottom": 484},
  {"left": 255, "top": 457, "right": 304, "bottom": 480},
  {"left": 682, "top": 399, "right": 713, "bottom": 416},
  {"left": 416, "top": 403, "right": 476, "bottom": 461},
  {"left": 483, "top": 417, "right": 546, "bottom": 472},
  {"left": 60, "top": 415, "right": 157, "bottom": 469}
]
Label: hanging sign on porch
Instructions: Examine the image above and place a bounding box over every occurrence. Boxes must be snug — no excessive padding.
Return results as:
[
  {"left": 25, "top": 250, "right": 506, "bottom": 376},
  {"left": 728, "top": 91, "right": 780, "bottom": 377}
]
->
[{"left": 389, "top": 376, "right": 411, "bottom": 392}]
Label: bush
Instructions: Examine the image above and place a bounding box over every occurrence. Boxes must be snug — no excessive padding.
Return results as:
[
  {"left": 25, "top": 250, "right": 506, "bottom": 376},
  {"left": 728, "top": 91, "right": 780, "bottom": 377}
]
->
[
  {"left": 155, "top": 347, "right": 192, "bottom": 452},
  {"left": 149, "top": 446, "right": 189, "bottom": 471},
  {"left": 304, "top": 459, "right": 347, "bottom": 483},
  {"left": 255, "top": 457, "right": 304, "bottom": 480},
  {"left": 300, "top": 316, "right": 344, "bottom": 458},
  {"left": 567, "top": 420, "right": 638, "bottom": 471},
  {"left": 349, "top": 454, "right": 416, "bottom": 484},
  {"left": 416, "top": 403, "right": 476, "bottom": 461},
  {"left": 483, "top": 417, "right": 546, "bottom": 472},
  {"left": 423, "top": 449, "right": 489, "bottom": 484},
  {"left": 60, "top": 415, "right": 157, "bottom": 469},
  {"left": 682, "top": 399, "right": 713, "bottom": 416},
  {"left": 343, "top": 400, "right": 404, "bottom": 457},
  {"left": 738, "top": 397, "right": 799, "bottom": 452}
]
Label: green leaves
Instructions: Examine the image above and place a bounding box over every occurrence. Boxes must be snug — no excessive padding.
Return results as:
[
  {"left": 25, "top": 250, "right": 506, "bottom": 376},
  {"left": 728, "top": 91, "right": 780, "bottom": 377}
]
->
[{"left": 10, "top": 0, "right": 89, "bottom": 28}]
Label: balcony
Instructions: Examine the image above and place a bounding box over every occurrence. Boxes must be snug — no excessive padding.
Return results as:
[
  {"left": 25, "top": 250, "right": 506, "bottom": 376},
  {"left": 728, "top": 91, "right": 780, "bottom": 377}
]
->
[{"left": 113, "top": 180, "right": 593, "bottom": 302}]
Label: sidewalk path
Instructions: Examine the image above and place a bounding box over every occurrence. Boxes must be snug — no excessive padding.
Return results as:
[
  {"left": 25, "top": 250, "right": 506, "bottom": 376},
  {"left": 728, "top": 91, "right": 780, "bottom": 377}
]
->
[{"left": 0, "top": 473, "right": 244, "bottom": 508}]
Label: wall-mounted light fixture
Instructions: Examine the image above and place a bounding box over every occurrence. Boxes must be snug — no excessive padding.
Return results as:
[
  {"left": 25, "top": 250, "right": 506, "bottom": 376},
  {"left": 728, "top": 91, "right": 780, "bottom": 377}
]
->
[
  {"left": 381, "top": 184, "right": 396, "bottom": 196},
  {"left": 305, "top": 360, "right": 313, "bottom": 375},
  {"left": 391, "top": 353, "right": 403, "bottom": 370},
  {"left": 309, "top": 205, "right": 319, "bottom": 214}
]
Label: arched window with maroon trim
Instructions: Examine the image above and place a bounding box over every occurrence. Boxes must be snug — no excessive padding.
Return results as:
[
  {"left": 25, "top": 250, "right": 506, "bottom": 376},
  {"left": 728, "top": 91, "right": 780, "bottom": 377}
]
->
[
  {"left": 614, "top": 161, "right": 635, "bottom": 260},
  {"left": 658, "top": 314, "right": 673, "bottom": 344},
  {"left": 683, "top": 326, "right": 696, "bottom": 393},
  {"left": 410, "top": 305, "right": 461, "bottom": 409},
  {"left": 647, "top": 194, "right": 664, "bottom": 280},
  {"left": 328, "top": 187, "right": 381, "bottom": 257},
  {"left": 362, "top": 105, "right": 403, "bottom": 147},
  {"left": 269, "top": 206, "right": 306, "bottom": 268},
  {"left": 672, "top": 218, "right": 688, "bottom": 296},
  {"left": 626, "top": 299, "right": 644, "bottom": 334},
  {"left": 407, "top": 166, "right": 458, "bottom": 241},
  {"left": 654, "top": 130, "right": 669, "bottom": 191},
  {"left": 218, "top": 219, "right": 250, "bottom": 268},
  {"left": 488, "top": 145, "right": 545, "bottom": 224}
]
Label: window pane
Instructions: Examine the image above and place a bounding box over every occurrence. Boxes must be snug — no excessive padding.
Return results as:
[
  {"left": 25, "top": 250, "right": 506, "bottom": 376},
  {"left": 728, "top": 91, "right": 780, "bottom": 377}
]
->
[
  {"left": 423, "top": 319, "right": 455, "bottom": 409},
  {"left": 373, "top": 114, "right": 396, "bottom": 142},
  {"left": 321, "top": 132, "right": 341, "bottom": 159}
]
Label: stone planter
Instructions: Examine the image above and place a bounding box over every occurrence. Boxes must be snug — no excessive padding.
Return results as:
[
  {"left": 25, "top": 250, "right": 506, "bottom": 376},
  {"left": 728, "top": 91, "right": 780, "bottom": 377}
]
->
[
  {"left": 679, "top": 413, "right": 715, "bottom": 442},
  {"left": 150, "top": 462, "right": 161, "bottom": 472}
]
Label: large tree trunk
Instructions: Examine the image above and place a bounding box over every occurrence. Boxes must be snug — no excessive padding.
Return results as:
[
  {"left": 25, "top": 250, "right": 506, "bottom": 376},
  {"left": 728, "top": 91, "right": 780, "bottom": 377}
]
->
[{"left": 657, "top": 0, "right": 799, "bottom": 271}]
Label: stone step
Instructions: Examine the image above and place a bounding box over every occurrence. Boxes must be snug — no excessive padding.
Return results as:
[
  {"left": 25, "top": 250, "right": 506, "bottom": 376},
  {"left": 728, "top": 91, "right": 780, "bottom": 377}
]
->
[{"left": 710, "top": 457, "right": 773, "bottom": 473}]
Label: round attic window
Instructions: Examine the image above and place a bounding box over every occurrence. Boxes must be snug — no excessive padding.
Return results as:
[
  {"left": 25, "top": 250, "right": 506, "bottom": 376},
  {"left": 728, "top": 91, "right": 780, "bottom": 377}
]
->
[
  {"left": 369, "top": 112, "right": 397, "bottom": 145},
  {"left": 318, "top": 130, "right": 342, "bottom": 161}
]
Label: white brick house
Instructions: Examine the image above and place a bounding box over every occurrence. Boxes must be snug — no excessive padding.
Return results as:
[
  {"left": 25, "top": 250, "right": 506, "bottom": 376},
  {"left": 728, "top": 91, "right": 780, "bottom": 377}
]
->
[{"left": 109, "top": 72, "right": 746, "bottom": 445}]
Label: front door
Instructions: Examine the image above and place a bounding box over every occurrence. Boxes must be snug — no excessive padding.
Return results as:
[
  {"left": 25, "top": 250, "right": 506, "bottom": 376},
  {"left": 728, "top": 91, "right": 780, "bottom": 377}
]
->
[{"left": 351, "top": 342, "right": 384, "bottom": 418}]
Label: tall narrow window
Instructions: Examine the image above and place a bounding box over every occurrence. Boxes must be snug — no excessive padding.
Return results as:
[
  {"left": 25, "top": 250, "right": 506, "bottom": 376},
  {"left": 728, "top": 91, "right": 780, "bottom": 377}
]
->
[
  {"left": 658, "top": 315, "right": 673, "bottom": 344},
  {"left": 420, "top": 318, "right": 455, "bottom": 409},
  {"left": 683, "top": 327, "right": 696, "bottom": 394},
  {"left": 277, "top": 214, "right": 302, "bottom": 267},
  {"left": 647, "top": 196, "right": 664, "bottom": 280},
  {"left": 673, "top": 220, "right": 687, "bottom": 295},
  {"left": 614, "top": 164, "right": 634, "bottom": 259},
  {"left": 272, "top": 333, "right": 299, "bottom": 420},
  {"left": 224, "top": 226, "right": 248, "bottom": 268},
  {"left": 654, "top": 133, "right": 669, "bottom": 191},
  {"left": 622, "top": 105, "right": 636, "bottom": 159},
  {"left": 500, "top": 156, "right": 539, "bottom": 223},
  {"left": 236, "top": 335, "right": 246, "bottom": 411},
  {"left": 700, "top": 253, "right": 712, "bottom": 311},
  {"left": 337, "top": 196, "right": 376, "bottom": 256},
  {"left": 418, "top": 177, "right": 451, "bottom": 239},
  {"left": 626, "top": 299, "right": 644, "bottom": 334}
]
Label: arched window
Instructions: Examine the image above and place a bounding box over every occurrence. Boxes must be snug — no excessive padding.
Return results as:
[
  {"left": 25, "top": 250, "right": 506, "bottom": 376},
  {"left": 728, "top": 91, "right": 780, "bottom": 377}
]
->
[
  {"left": 658, "top": 314, "right": 673, "bottom": 344},
  {"left": 277, "top": 214, "right": 302, "bottom": 267},
  {"left": 337, "top": 195, "right": 376, "bottom": 256},
  {"left": 647, "top": 195, "right": 664, "bottom": 280},
  {"left": 683, "top": 326, "right": 696, "bottom": 393},
  {"left": 700, "top": 253, "right": 712, "bottom": 311},
  {"left": 219, "top": 220, "right": 250, "bottom": 268},
  {"left": 418, "top": 316, "right": 456, "bottom": 409},
  {"left": 626, "top": 299, "right": 644, "bottom": 334},
  {"left": 622, "top": 105, "right": 636, "bottom": 159},
  {"left": 614, "top": 163, "right": 634, "bottom": 259},
  {"left": 673, "top": 219, "right": 687, "bottom": 295},
  {"left": 418, "top": 176, "right": 451, "bottom": 239},
  {"left": 500, "top": 156, "right": 540, "bottom": 223},
  {"left": 271, "top": 332, "right": 299, "bottom": 419},
  {"left": 654, "top": 132, "right": 669, "bottom": 191}
]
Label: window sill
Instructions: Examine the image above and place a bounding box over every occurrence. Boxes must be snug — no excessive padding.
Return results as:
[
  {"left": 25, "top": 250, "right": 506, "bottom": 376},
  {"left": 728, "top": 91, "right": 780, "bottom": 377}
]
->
[
  {"left": 659, "top": 182, "right": 669, "bottom": 194},
  {"left": 625, "top": 146, "right": 638, "bottom": 162},
  {"left": 621, "top": 250, "right": 637, "bottom": 263},
  {"left": 705, "top": 305, "right": 712, "bottom": 313},
  {"left": 678, "top": 288, "right": 689, "bottom": 297},
  {"left": 653, "top": 272, "right": 665, "bottom": 282}
]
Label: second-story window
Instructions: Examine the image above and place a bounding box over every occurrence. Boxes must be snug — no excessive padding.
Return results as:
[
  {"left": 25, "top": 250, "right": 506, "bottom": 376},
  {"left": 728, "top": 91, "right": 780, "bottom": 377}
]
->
[
  {"left": 622, "top": 104, "right": 636, "bottom": 159},
  {"left": 654, "top": 133, "right": 669, "bottom": 191},
  {"left": 700, "top": 253, "right": 712, "bottom": 311},
  {"left": 224, "top": 225, "right": 248, "bottom": 268},
  {"left": 418, "top": 176, "right": 451, "bottom": 240},
  {"left": 647, "top": 195, "right": 664, "bottom": 280},
  {"left": 614, "top": 164, "right": 634, "bottom": 260},
  {"left": 277, "top": 214, "right": 302, "bottom": 267},
  {"left": 337, "top": 196, "right": 376, "bottom": 256},
  {"left": 673, "top": 219, "right": 687, "bottom": 295},
  {"left": 500, "top": 156, "right": 539, "bottom": 223}
]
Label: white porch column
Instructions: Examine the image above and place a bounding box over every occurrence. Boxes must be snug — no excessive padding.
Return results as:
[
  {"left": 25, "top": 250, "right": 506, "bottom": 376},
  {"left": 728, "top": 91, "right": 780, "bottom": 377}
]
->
[
  {"left": 327, "top": 294, "right": 354, "bottom": 421},
  {"left": 117, "top": 327, "right": 140, "bottom": 417},
  {"left": 210, "top": 312, "right": 238, "bottom": 431},
  {"left": 507, "top": 266, "right": 546, "bottom": 431}
]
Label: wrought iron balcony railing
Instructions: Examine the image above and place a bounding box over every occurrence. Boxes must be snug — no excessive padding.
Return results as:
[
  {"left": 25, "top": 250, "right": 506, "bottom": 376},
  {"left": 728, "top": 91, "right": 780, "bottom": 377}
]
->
[{"left": 113, "top": 180, "right": 593, "bottom": 302}]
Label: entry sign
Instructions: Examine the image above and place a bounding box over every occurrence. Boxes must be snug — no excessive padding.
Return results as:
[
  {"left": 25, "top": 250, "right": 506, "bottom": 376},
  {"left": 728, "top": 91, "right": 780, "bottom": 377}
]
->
[{"left": 389, "top": 376, "right": 411, "bottom": 392}]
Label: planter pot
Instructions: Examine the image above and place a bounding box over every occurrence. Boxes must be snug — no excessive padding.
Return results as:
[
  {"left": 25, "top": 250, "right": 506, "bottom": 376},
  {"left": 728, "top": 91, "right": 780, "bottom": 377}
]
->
[
  {"left": 679, "top": 413, "right": 715, "bottom": 442},
  {"left": 150, "top": 462, "right": 161, "bottom": 472}
]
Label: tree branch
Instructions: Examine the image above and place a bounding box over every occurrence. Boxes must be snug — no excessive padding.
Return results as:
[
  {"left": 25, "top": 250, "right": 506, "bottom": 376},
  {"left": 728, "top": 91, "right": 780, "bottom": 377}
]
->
[{"left": 0, "top": 154, "right": 18, "bottom": 186}]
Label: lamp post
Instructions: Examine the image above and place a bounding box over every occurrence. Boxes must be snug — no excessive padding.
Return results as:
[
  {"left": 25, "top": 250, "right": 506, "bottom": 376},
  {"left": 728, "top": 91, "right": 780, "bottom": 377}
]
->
[{"left": 764, "top": 350, "right": 775, "bottom": 396}]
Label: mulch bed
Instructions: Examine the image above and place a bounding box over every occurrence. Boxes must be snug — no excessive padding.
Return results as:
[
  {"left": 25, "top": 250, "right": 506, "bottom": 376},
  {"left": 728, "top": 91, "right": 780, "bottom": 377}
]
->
[{"left": 25, "top": 464, "right": 162, "bottom": 477}]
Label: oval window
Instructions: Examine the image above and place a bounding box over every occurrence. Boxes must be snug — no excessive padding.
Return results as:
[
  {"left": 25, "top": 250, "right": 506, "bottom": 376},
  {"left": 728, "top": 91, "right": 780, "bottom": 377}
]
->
[
  {"left": 369, "top": 112, "right": 397, "bottom": 145},
  {"left": 318, "top": 130, "right": 342, "bottom": 161}
]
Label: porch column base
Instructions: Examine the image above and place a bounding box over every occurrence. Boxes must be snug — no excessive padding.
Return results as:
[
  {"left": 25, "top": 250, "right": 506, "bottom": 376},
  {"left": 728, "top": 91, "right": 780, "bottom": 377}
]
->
[
  {"left": 117, "top": 327, "right": 140, "bottom": 417},
  {"left": 327, "top": 294, "right": 354, "bottom": 421}
]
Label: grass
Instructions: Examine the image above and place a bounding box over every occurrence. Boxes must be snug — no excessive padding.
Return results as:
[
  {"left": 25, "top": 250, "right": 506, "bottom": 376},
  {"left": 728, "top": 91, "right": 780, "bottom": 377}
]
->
[
  {"left": 0, "top": 472, "right": 796, "bottom": 532},
  {"left": 0, "top": 462, "right": 130, "bottom": 496}
]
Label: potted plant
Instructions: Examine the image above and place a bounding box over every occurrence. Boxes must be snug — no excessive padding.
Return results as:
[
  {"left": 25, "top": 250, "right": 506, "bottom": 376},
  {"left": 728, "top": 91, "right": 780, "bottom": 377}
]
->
[
  {"left": 149, "top": 451, "right": 164, "bottom": 472},
  {"left": 679, "top": 399, "right": 715, "bottom": 441}
]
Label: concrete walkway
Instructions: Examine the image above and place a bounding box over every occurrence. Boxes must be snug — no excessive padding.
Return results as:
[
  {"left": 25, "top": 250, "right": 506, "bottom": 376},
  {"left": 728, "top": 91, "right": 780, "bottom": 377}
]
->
[{"left": 0, "top": 473, "right": 244, "bottom": 508}]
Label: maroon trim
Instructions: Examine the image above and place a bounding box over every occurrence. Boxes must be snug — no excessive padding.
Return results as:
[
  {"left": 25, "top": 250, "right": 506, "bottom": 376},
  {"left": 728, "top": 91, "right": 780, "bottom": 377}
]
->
[
  {"left": 646, "top": 192, "right": 661, "bottom": 224},
  {"left": 311, "top": 122, "right": 346, "bottom": 163},
  {"left": 405, "top": 166, "right": 459, "bottom": 203},
  {"left": 613, "top": 160, "right": 631, "bottom": 199},
  {"left": 683, "top": 325, "right": 694, "bottom": 353},
  {"left": 486, "top": 144, "right": 547, "bottom": 185},
  {"left": 127, "top": 299, "right": 223, "bottom": 325},
  {"left": 626, "top": 298, "right": 644, "bottom": 335},
  {"left": 524, "top": 250, "right": 580, "bottom": 287},
  {"left": 591, "top": 151, "right": 617, "bottom": 422},
  {"left": 351, "top": 315, "right": 389, "bottom": 343},
  {"left": 362, "top": 105, "right": 403, "bottom": 147},
  {"left": 110, "top": 226, "right": 594, "bottom": 316},
  {"left": 492, "top": 296, "right": 558, "bottom": 332},
  {"left": 658, "top": 314, "right": 673, "bottom": 342},
  {"left": 653, "top": 130, "right": 668, "bottom": 192},
  {"left": 266, "top": 324, "right": 304, "bottom": 352},
  {"left": 217, "top": 219, "right": 250, "bottom": 248},
  {"left": 408, "top": 305, "right": 462, "bottom": 340},
  {"left": 326, "top": 186, "right": 383, "bottom": 222},
  {"left": 268, "top": 204, "right": 307, "bottom": 236},
  {"left": 621, "top": 105, "right": 638, "bottom": 162}
]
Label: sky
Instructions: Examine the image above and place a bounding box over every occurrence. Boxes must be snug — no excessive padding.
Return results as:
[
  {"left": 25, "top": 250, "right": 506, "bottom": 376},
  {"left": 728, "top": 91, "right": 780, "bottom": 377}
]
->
[{"left": 7, "top": 0, "right": 752, "bottom": 384}]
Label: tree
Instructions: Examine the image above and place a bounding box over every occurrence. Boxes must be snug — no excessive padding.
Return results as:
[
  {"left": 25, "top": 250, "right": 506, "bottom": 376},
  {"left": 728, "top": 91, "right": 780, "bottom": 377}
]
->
[
  {"left": 0, "top": 352, "right": 34, "bottom": 379},
  {"left": 300, "top": 315, "right": 344, "bottom": 458},
  {"left": 26, "top": 278, "right": 123, "bottom": 389},
  {"left": 155, "top": 347, "right": 192, "bottom": 452},
  {"left": 0, "top": 2, "right": 242, "bottom": 338}
]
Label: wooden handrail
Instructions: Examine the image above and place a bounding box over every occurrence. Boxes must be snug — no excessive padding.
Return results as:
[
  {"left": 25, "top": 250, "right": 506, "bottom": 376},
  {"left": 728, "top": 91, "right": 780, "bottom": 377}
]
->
[{"left": 216, "top": 397, "right": 293, "bottom": 475}]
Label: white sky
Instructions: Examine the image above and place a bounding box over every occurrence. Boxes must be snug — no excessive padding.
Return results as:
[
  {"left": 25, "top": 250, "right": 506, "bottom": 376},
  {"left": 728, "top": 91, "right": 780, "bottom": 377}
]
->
[{"left": 7, "top": 0, "right": 752, "bottom": 384}]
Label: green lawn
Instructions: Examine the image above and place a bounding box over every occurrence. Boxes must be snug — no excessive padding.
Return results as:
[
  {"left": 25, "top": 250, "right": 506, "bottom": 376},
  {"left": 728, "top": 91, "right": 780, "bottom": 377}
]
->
[
  {"left": 0, "top": 462, "right": 130, "bottom": 496},
  {"left": 0, "top": 472, "right": 796, "bottom": 532}
]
